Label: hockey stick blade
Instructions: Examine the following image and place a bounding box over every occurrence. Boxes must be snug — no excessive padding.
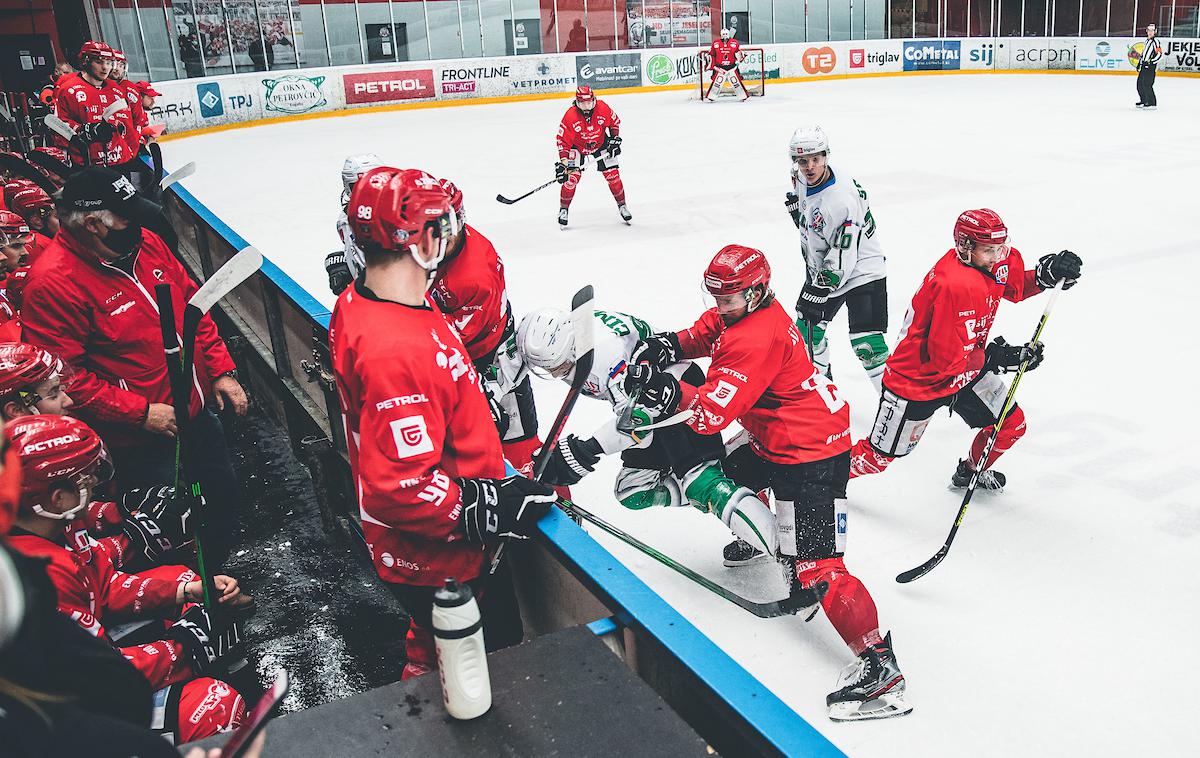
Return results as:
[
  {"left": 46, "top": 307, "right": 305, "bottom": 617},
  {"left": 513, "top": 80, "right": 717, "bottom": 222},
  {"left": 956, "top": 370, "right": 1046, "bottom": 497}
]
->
[
  {"left": 44, "top": 113, "right": 76, "bottom": 140},
  {"left": 101, "top": 98, "right": 128, "bottom": 119},
  {"left": 187, "top": 246, "right": 263, "bottom": 317},
  {"left": 896, "top": 283, "right": 1064, "bottom": 584},
  {"left": 160, "top": 161, "right": 195, "bottom": 191},
  {"left": 496, "top": 178, "right": 558, "bottom": 205},
  {"left": 563, "top": 498, "right": 825, "bottom": 618}
]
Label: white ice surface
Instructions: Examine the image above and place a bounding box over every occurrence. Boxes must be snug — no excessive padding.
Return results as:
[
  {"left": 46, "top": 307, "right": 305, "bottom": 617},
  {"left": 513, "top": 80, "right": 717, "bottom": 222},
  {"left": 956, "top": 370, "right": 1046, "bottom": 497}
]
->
[{"left": 167, "top": 74, "right": 1200, "bottom": 757}]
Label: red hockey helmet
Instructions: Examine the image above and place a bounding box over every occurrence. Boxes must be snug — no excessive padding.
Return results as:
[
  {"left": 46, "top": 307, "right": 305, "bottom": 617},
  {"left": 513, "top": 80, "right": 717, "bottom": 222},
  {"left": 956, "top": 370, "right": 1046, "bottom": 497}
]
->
[
  {"left": 438, "top": 177, "right": 464, "bottom": 224},
  {"left": 575, "top": 86, "right": 596, "bottom": 112},
  {"left": 4, "top": 180, "right": 52, "bottom": 218},
  {"left": 954, "top": 208, "right": 1007, "bottom": 253},
  {"left": 0, "top": 342, "right": 70, "bottom": 408},
  {"left": 704, "top": 244, "right": 771, "bottom": 296},
  {"left": 8, "top": 414, "right": 112, "bottom": 518},
  {"left": 347, "top": 167, "right": 457, "bottom": 270},
  {"left": 0, "top": 211, "right": 30, "bottom": 246},
  {"left": 111, "top": 48, "right": 126, "bottom": 63},
  {"left": 78, "top": 40, "right": 115, "bottom": 64}
]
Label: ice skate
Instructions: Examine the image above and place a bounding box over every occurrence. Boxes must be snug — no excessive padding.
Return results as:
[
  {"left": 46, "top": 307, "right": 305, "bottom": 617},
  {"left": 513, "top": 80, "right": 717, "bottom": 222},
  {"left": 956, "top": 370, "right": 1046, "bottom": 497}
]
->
[
  {"left": 558, "top": 207, "right": 569, "bottom": 228},
  {"left": 827, "top": 632, "right": 912, "bottom": 722},
  {"left": 950, "top": 458, "right": 1006, "bottom": 492},
  {"left": 618, "top": 203, "right": 632, "bottom": 224},
  {"left": 723, "top": 538, "right": 768, "bottom": 567}
]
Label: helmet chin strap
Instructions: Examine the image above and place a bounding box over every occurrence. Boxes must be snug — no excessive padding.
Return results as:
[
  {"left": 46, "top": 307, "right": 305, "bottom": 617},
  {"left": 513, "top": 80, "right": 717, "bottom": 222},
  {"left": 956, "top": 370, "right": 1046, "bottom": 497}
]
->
[{"left": 32, "top": 484, "right": 90, "bottom": 522}]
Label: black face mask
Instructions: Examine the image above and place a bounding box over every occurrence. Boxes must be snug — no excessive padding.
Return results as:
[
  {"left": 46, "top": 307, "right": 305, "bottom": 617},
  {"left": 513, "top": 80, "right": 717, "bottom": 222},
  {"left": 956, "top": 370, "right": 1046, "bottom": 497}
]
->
[{"left": 101, "top": 222, "right": 143, "bottom": 257}]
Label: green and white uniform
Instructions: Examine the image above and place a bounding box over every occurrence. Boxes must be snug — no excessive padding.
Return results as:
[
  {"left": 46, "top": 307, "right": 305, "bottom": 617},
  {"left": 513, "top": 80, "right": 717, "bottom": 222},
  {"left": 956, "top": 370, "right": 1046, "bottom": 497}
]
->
[{"left": 795, "top": 165, "right": 889, "bottom": 390}]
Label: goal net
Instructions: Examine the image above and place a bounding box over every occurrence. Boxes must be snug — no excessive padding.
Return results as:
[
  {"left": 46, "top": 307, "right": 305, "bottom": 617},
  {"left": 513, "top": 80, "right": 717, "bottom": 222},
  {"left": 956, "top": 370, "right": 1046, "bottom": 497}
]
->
[{"left": 698, "top": 48, "right": 767, "bottom": 99}]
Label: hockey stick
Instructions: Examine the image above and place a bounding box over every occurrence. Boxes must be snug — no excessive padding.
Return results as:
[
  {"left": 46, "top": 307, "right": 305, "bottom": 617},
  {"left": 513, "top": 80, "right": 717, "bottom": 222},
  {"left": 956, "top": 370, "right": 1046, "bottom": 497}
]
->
[
  {"left": 496, "top": 177, "right": 559, "bottom": 205},
  {"left": 489, "top": 284, "right": 595, "bottom": 576},
  {"left": 180, "top": 246, "right": 263, "bottom": 389},
  {"left": 148, "top": 142, "right": 166, "bottom": 188},
  {"left": 43, "top": 113, "right": 76, "bottom": 141},
  {"left": 157, "top": 283, "right": 218, "bottom": 613},
  {"left": 896, "top": 283, "right": 1064, "bottom": 584},
  {"left": 160, "top": 160, "right": 195, "bottom": 191},
  {"left": 0, "top": 152, "right": 58, "bottom": 196},
  {"left": 559, "top": 498, "right": 826, "bottom": 619}
]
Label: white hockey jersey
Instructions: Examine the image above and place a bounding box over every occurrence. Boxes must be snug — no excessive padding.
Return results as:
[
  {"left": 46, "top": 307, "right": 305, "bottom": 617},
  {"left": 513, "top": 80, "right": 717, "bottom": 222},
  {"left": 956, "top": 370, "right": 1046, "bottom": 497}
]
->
[
  {"left": 793, "top": 166, "right": 886, "bottom": 298},
  {"left": 336, "top": 209, "right": 366, "bottom": 279}
]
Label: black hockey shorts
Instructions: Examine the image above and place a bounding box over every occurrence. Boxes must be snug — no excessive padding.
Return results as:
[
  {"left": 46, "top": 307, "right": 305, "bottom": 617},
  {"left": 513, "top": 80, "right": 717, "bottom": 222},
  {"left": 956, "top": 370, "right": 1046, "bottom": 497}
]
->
[
  {"left": 724, "top": 443, "right": 850, "bottom": 561},
  {"left": 812, "top": 277, "right": 888, "bottom": 332},
  {"left": 868, "top": 371, "right": 1014, "bottom": 458}
]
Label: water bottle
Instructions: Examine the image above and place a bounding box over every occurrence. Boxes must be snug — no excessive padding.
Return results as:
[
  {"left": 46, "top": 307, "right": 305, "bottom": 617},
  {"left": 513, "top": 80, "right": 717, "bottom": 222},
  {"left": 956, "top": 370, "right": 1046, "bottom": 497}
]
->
[{"left": 431, "top": 577, "right": 491, "bottom": 720}]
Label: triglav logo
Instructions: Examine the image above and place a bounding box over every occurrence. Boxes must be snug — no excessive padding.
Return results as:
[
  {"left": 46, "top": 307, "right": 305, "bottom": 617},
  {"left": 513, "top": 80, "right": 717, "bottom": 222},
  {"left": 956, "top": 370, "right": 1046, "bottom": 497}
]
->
[{"left": 262, "top": 75, "right": 327, "bottom": 114}]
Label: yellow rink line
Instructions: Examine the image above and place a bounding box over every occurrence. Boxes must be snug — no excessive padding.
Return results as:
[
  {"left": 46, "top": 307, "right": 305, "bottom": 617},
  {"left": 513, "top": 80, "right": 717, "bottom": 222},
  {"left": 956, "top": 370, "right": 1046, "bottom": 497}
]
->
[{"left": 160, "top": 67, "right": 1199, "bottom": 142}]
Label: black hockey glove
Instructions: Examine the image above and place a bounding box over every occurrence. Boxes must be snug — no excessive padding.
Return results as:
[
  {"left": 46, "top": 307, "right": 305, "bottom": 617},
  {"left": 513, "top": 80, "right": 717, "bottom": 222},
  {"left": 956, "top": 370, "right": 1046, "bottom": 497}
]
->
[
  {"left": 629, "top": 331, "right": 681, "bottom": 370},
  {"left": 984, "top": 336, "right": 1044, "bottom": 374},
  {"left": 119, "top": 485, "right": 194, "bottom": 563},
  {"left": 603, "top": 135, "right": 622, "bottom": 157},
  {"left": 623, "top": 364, "right": 681, "bottom": 422},
  {"left": 324, "top": 250, "right": 353, "bottom": 295},
  {"left": 785, "top": 191, "right": 801, "bottom": 229},
  {"left": 78, "top": 121, "right": 115, "bottom": 144},
  {"left": 1035, "top": 250, "right": 1082, "bottom": 291},
  {"left": 796, "top": 282, "right": 832, "bottom": 324},
  {"left": 166, "top": 605, "right": 244, "bottom": 676},
  {"left": 539, "top": 435, "right": 603, "bottom": 487},
  {"left": 459, "top": 475, "right": 557, "bottom": 544},
  {"left": 483, "top": 383, "right": 510, "bottom": 438},
  {"left": 555, "top": 161, "right": 570, "bottom": 184}
]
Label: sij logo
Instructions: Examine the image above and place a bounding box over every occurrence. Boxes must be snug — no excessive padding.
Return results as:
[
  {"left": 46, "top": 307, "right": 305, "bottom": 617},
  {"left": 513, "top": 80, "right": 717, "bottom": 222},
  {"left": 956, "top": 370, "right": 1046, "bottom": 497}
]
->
[
  {"left": 390, "top": 415, "right": 434, "bottom": 459},
  {"left": 969, "top": 44, "right": 994, "bottom": 66},
  {"left": 802, "top": 47, "right": 836, "bottom": 75}
]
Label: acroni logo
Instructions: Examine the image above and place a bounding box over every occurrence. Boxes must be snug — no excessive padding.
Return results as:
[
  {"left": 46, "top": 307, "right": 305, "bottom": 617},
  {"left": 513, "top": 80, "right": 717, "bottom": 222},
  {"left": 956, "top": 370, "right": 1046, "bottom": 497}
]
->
[{"left": 903, "top": 41, "right": 961, "bottom": 71}]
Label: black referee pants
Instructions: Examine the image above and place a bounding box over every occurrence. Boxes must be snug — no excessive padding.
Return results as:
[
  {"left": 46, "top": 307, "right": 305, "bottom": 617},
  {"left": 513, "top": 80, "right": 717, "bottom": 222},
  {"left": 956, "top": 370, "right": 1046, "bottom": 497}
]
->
[{"left": 1137, "top": 65, "right": 1157, "bottom": 106}]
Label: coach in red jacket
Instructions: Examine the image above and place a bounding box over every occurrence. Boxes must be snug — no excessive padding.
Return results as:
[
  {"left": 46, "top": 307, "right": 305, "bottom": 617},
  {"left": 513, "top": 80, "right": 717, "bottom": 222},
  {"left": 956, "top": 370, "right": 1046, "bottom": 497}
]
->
[{"left": 20, "top": 167, "right": 248, "bottom": 567}]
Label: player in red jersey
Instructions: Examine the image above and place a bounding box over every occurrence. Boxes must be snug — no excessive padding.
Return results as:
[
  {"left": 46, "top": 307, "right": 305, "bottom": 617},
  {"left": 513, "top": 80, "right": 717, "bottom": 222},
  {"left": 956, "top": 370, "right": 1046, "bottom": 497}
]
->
[
  {"left": 704, "top": 28, "right": 748, "bottom": 102},
  {"left": 623, "top": 244, "right": 911, "bottom": 721},
  {"left": 329, "top": 166, "right": 556, "bottom": 679},
  {"left": 3, "top": 178, "right": 58, "bottom": 258},
  {"left": 5, "top": 414, "right": 249, "bottom": 743},
  {"left": 427, "top": 176, "right": 558, "bottom": 496},
  {"left": 850, "top": 209, "right": 1082, "bottom": 490},
  {"left": 555, "top": 86, "right": 630, "bottom": 228},
  {"left": 106, "top": 49, "right": 154, "bottom": 189},
  {"left": 54, "top": 42, "right": 135, "bottom": 169}
]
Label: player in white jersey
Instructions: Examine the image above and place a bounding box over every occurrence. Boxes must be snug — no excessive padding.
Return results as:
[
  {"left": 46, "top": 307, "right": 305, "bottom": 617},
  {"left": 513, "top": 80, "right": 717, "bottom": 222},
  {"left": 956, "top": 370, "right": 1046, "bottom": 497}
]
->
[
  {"left": 510, "top": 306, "right": 779, "bottom": 557},
  {"left": 787, "top": 126, "right": 889, "bottom": 391},
  {"left": 324, "top": 153, "right": 382, "bottom": 295}
]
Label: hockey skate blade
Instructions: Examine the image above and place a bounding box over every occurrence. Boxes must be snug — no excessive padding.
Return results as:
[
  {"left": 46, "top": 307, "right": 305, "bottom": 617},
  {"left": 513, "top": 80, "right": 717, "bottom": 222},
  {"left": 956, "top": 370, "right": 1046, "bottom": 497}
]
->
[
  {"left": 723, "top": 552, "right": 770, "bottom": 568},
  {"left": 827, "top": 691, "right": 912, "bottom": 722}
]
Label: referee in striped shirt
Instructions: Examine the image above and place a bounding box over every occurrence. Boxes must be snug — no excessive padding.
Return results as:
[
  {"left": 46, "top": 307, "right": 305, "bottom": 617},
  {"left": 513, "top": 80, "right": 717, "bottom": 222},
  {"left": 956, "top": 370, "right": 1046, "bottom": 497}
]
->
[{"left": 1136, "top": 25, "right": 1163, "bottom": 109}]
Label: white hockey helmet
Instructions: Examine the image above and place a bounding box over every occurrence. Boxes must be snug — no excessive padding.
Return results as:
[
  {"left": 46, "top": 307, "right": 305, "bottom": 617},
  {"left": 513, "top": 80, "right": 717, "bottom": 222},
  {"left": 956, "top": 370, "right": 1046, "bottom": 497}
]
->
[
  {"left": 516, "top": 308, "right": 575, "bottom": 379},
  {"left": 788, "top": 125, "right": 830, "bottom": 160},
  {"left": 720, "top": 28, "right": 731, "bottom": 40},
  {"left": 340, "top": 153, "right": 383, "bottom": 201}
]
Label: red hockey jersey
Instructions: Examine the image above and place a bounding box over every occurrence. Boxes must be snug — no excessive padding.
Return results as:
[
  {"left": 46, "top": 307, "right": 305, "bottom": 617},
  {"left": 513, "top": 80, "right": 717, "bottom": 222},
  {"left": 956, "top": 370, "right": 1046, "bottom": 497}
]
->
[
  {"left": 556, "top": 101, "right": 621, "bottom": 160},
  {"left": 430, "top": 224, "right": 511, "bottom": 364},
  {"left": 884, "top": 247, "right": 1041, "bottom": 401},
  {"left": 109, "top": 78, "right": 148, "bottom": 158},
  {"left": 8, "top": 529, "right": 192, "bottom": 689},
  {"left": 53, "top": 73, "right": 135, "bottom": 167},
  {"left": 675, "top": 300, "right": 851, "bottom": 464},
  {"left": 329, "top": 282, "right": 505, "bottom": 587},
  {"left": 709, "top": 38, "right": 742, "bottom": 67}
]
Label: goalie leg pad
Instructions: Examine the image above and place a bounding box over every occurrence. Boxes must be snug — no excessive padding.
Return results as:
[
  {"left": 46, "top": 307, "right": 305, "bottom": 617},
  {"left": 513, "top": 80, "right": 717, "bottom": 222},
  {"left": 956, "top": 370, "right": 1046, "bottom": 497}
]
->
[{"left": 615, "top": 466, "right": 683, "bottom": 510}]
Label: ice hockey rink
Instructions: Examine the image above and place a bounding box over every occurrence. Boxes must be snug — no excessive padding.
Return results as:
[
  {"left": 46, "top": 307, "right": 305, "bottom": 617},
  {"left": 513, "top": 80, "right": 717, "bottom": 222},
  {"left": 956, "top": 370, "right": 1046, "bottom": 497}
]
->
[{"left": 166, "top": 73, "right": 1200, "bottom": 757}]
